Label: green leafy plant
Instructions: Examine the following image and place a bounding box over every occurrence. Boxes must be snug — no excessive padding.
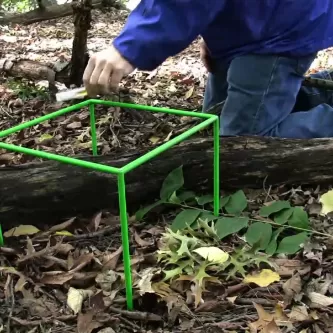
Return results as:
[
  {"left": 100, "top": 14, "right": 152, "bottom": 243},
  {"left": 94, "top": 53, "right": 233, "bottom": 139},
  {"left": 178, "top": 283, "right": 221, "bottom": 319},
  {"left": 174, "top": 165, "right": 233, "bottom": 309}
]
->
[
  {"left": 156, "top": 220, "right": 272, "bottom": 307},
  {"left": 136, "top": 166, "right": 311, "bottom": 257},
  {"left": 7, "top": 79, "right": 49, "bottom": 101}
]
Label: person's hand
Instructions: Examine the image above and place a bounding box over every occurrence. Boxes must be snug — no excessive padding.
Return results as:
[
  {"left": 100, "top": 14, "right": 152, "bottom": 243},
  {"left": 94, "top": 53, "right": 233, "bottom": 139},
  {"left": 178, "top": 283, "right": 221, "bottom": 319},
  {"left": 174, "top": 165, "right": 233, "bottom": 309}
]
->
[
  {"left": 83, "top": 45, "right": 135, "bottom": 96},
  {"left": 200, "top": 39, "right": 213, "bottom": 72}
]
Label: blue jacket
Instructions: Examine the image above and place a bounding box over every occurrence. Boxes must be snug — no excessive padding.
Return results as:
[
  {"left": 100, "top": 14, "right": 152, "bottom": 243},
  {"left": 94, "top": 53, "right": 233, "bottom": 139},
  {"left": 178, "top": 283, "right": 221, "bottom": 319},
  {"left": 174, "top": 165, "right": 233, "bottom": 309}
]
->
[{"left": 113, "top": 0, "right": 333, "bottom": 71}]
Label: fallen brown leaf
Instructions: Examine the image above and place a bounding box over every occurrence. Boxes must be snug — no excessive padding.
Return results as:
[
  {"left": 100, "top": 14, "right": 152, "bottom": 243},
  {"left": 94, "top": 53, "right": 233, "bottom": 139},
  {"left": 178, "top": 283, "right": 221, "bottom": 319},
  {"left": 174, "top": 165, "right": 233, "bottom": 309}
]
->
[
  {"left": 288, "top": 305, "right": 310, "bottom": 321},
  {"left": 102, "top": 246, "right": 122, "bottom": 271},
  {"left": 77, "top": 310, "right": 103, "bottom": 333},
  {"left": 261, "top": 320, "right": 281, "bottom": 333},
  {"left": 308, "top": 292, "right": 333, "bottom": 308},
  {"left": 40, "top": 271, "right": 75, "bottom": 285},
  {"left": 283, "top": 273, "right": 303, "bottom": 305},
  {"left": 248, "top": 303, "right": 289, "bottom": 333},
  {"left": 49, "top": 217, "right": 76, "bottom": 232},
  {"left": 134, "top": 231, "right": 153, "bottom": 247}
]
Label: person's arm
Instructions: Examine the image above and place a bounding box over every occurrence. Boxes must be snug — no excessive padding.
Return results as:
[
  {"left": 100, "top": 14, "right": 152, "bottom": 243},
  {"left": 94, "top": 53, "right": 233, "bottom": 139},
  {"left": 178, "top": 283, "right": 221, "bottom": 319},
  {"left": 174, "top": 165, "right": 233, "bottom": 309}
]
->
[{"left": 113, "top": 0, "right": 226, "bottom": 71}]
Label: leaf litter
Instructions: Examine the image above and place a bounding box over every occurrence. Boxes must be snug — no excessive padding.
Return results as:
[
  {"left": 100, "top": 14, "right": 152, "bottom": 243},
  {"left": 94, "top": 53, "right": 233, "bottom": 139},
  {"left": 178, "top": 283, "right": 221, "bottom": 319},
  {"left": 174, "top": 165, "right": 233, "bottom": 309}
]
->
[{"left": 1, "top": 6, "right": 333, "bottom": 333}]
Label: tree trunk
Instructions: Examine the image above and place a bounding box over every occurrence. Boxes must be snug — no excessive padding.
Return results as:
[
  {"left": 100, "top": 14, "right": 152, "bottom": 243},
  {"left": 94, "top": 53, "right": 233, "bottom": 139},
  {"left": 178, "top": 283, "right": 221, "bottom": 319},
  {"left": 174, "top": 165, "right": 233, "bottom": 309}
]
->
[
  {"left": 69, "top": 0, "right": 91, "bottom": 87},
  {"left": 0, "top": 136, "right": 333, "bottom": 229},
  {"left": 0, "top": 0, "right": 125, "bottom": 26}
]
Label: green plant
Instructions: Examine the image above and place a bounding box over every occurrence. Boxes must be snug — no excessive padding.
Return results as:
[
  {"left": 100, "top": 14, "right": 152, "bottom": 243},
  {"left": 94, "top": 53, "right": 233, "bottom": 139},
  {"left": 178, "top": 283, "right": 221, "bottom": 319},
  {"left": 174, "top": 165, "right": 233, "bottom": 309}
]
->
[
  {"left": 156, "top": 219, "right": 274, "bottom": 307},
  {"left": 136, "top": 166, "right": 311, "bottom": 257},
  {"left": 7, "top": 79, "right": 49, "bottom": 101}
]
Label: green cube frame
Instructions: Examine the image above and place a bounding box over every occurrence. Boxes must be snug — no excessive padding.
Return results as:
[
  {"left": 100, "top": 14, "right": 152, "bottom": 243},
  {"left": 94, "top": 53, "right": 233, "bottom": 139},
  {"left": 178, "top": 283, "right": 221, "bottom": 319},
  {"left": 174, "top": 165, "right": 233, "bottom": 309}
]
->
[{"left": 0, "top": 99, "right": 220, "bottom": 309}]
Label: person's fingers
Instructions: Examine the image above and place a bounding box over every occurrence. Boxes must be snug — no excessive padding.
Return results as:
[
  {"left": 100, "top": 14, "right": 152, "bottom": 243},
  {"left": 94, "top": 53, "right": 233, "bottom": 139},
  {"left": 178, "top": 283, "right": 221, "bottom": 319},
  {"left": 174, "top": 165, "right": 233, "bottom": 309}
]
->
[
  {"left": 83, "top": 58, "right": 97, "bottom": 95},
  {"left": 87, "top": 62, "right": 105, "bottom": 96},
  {"left": 98, "top": 62, "right": 114, "bottom": 94},
  {"left": 109, "top": 68, "right": 123, "bottom": 91}
]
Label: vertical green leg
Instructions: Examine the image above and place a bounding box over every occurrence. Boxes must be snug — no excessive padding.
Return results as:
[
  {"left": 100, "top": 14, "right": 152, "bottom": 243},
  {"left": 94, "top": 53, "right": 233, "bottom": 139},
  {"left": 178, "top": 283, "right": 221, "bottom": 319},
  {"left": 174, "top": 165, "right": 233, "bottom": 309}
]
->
[
  {"left": 89, "top": 103, "right": 98, "bottom": 156},
  {"left": 117, "top": 173, "right": 133, "bottom": 310},
  {"left": 213, "top": 117, "right": 220, "bottom": 216},
  {"left": 0, "top": 224, "right": 3, "bottom": 246}
]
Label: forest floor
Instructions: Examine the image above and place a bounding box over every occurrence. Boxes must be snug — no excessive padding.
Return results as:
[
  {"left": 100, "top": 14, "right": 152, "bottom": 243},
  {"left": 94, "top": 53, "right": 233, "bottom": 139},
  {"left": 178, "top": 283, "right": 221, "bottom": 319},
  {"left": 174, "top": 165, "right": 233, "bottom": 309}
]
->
[{"left": 1, "top": 7, "right": 333, "bottom": 333}]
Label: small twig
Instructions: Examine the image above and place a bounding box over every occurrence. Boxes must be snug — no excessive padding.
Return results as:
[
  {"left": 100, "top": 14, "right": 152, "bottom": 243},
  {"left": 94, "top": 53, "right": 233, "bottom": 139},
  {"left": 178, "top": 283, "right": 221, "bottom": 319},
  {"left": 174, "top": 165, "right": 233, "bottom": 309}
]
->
[
  {"left": 6, "top": 277, "right": 14, "bottom": 333},
  {"left": 119, "top": 315, "right": 141, "bottom": 330},
  {"left": 31, "top": 225, "right": 120, "bottom": 243},
  {"left": 0, "top": 247, "right": 18, "bottom": 255},
  {"left": 109, "top": 306, "right": 162, "bottom": 322},
  {"left": 235, "top": 297, "right": 275, "bottom": 306},
  {"left": 17, "top": 242, "right": 62, "bottom": 264}
]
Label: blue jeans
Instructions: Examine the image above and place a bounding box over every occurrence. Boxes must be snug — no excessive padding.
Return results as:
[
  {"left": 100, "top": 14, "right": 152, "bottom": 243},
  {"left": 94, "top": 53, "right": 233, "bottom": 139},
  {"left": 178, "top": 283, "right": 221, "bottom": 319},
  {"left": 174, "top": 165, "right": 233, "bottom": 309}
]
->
[{"left": 202, "top": 54, "right": 333, "bottom": 138}]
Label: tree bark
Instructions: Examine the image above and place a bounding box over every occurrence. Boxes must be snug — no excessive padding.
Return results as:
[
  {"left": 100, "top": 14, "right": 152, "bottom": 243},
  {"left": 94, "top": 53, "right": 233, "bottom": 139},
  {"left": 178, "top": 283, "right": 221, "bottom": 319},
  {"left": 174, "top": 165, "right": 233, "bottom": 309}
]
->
[
  {"left": 69, "top": 0, "right": 91, "bottom": 87},
  {"left": 0, "top": 0, "right": 126, "bottom": 26},
  {"left": 0, "top": 136, "right": 332, "bottom": 229}
]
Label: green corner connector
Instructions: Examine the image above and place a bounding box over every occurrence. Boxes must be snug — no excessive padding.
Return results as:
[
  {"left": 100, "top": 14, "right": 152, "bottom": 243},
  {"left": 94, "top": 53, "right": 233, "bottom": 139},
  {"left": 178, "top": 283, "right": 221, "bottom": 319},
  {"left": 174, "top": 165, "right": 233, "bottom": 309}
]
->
[{"left": 0, "top": 98, "right": 220, "bottom": 310}]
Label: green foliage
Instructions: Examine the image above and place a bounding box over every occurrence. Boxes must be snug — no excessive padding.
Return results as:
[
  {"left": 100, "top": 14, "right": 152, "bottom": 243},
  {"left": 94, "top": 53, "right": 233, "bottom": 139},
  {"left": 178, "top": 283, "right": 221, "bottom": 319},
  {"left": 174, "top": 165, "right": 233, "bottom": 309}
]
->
[
  {"left": 7, "top": 79, "right": 49, "bottom": 101},
  {"left": 157, "top": 221, "right": 272, "bottom": 305},
  {"left": 3, "top": 0, "right": 33, "bottom": 13},
  {"left": 222, "top": 190, "right": 248, "bottom": 215},
  {"left": 160, "top": 165, "right": 184, "bottom": 201},
  {"left": 276, "top": 232, "right": 309, "bottom": 254},
  {"left": 171, "top": 209, "right": 201, "bottom": 231},
  {"left": 136, "top": 165, "right": 312, "bottom": 257},
  {"left": 259, "top": 200, "right": 291, "bottom": 217},
  {"left": 215, "top": 217, "right": 248, "bottom": 240}
]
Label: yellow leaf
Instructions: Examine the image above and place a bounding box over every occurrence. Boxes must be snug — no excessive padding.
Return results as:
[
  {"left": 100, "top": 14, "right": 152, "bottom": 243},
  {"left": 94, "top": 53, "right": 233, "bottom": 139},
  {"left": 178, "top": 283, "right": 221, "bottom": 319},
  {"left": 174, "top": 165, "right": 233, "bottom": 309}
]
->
[
  {"left": 67, "top": 287, "right": 94, "bottom": 314},
  {"left": 4, "top": 225, "right": 40, "bottom": 237},
  {"left": 244, "top": 269, "right": 280, "bottom": 287},
  {"left": 38, "top": 133, "right": 53, "bottom": 143},
  {"left": 319, "top": 190, "right": 333, "bottom": 215},
  {"left": 55, "top": 230, "right": 73, "bottom": 236},
  {"left": 193, "top": 246, "right": 229, "bottom": 264},
  {"left": 149, "top": 136, "right": 160, "bottom": 144}
]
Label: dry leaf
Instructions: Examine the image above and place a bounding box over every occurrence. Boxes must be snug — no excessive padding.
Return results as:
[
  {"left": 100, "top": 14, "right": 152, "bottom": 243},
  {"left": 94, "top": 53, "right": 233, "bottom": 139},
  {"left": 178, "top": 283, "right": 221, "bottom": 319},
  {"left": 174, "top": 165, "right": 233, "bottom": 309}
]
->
[
  {"left": 136, "top": 267, "right": 159, "bottom": 295},
  {"left": 4, "top": 225, "right": 40, "bottom": 237},
  {"left": 288, "top": 305, "right": 309, "bottom": 321},
  {"left": 249, "top": 303, "right": 289, "bottom": 332},
  {"left": 90, "top": 212, "right": 102, "bottom": 231},
  {"left": 67, "top": 121, "right": 82, "bottom": 129},
  {"left": 77, "top": 310, "right": 103, "bottom": 333},
  {"left": 149, "top": 136, "right": 160, "bottom": 144},
  {"left": 261, "top": 320, "right": 281, "bottom": 333},
  {"left": 193, "top": 247, "right": 229, "bottom": 264},
  {"left": 95, "top": 270, "right": 120, "bottom": 292},
  {"left": 273, "top": 259, "right": 310, "bottom": 277},
  {"left": 184, "top": 86, "right": 194, "bottom": 100},
  {"left": 67, "top": 287, "right": 94, "bottom": 314},
  {"left": 40, "top": 271, "right": 74, "bottom": 285},
  {"left": 226, "top": 296, "right": 237, "bottom": 304},
  {"left": 55, "top": 230, "right": 73, "bottom": 236},
  {"left": 134, "top": 232, "right": 153, "bottom": 247},
  {"left": 57, "top": 243, "right": 75, "bottom": 255},
  {"left": 98, "top": 329, "right": 116, "bottom": 333},
  {"left": 49, "top": 218, "right": 75, "bottom": 233},
  {"left": 244, "top": 269, "right": 280, "bottom": 287},
  {"left": 308, "top": 292, "right": 333, "bottom": 308},
  {"left": 319, "top": 190, "right": 333, "bottom": 215},
  {"left": 102, "top": 246, "right": 122, "bottom": 270},
  {"left": 283, "top": 273, "right": 302, "bottom": 305}
]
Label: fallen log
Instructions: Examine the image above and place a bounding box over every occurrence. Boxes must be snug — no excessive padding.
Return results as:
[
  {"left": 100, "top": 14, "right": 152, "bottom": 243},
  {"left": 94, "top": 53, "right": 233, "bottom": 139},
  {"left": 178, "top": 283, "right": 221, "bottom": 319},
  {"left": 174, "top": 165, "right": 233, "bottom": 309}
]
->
[
  {"left": 0, "top": 136, "right": 333, "bottom": 229},
  {"left": 0, "top": 56, "right": 88, "bottom": 90},
  {"left": 0, "top": 0, "right": 126, "bottom": 26}
]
